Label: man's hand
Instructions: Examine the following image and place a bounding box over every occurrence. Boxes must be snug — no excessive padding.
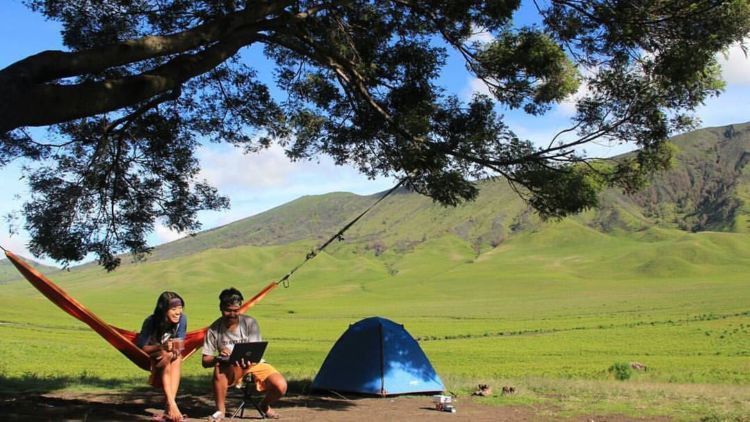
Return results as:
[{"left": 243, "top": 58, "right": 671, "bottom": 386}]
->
[{"left": 235, "top": 358, "right": 254, "bottom": 369}]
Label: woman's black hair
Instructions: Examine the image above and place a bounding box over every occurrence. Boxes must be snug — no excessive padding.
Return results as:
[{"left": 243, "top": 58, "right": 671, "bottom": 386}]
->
[
  {"left": 149, "top": 291, "right": 184, "bottom": 342},
  {"left": 219, "top": 287, "right": 243, "bottom": 308}
]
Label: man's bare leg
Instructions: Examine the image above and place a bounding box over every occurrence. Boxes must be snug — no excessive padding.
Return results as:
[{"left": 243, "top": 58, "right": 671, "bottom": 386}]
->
[
  {"left": 259, "top": 373, "right": 287, "bottom": 417},
  {"left": 212, "top": 366, "right": 229, "bottom": 414},
  {"left": 213, "top": 365, "right": 241, "bottom": 415}
]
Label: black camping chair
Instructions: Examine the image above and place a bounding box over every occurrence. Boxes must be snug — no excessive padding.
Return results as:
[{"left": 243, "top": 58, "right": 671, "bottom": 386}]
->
[{"left": 230, "top": 374, "right": 266, "bottom": 419}]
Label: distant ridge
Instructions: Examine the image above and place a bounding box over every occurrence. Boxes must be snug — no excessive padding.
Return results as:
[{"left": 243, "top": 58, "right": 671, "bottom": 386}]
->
[
  {"left": 0, "top": 255, "right": 59, "bottom": 284},
  {"left": 624, "top": 122, "right": 750, "bottom": 233},
  {"left": 139, "top": 122, "right": 750, "bottom": 263},
  {"left": 147, "top": 191, "right": 380, "bottom": 261}
]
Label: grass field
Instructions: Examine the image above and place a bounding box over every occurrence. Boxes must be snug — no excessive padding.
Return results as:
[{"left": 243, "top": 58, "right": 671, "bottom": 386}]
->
[{"left": 1, "top": 219, "right": 749, "bottom": 420}]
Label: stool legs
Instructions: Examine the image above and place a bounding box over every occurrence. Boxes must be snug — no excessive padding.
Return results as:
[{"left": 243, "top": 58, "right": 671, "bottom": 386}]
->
[{"left": 230, "top": 377, "right": 266, "bottom": 419}]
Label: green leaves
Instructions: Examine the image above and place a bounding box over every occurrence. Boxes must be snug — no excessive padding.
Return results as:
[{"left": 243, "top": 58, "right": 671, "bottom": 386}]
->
[
  {"left": 475, "top": 30, "right": 580, "bottom": 114},
  {"left": 23, "top": 110, "right": 230, "bottom": 270},
  {"left": 515, "top": 163, "right": 601, "bottom": 219}
]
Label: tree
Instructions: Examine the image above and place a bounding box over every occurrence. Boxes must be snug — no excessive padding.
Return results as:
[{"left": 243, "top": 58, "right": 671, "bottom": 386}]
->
[{"left": 1, "top": 0, "right": 748, "bottom": 269}]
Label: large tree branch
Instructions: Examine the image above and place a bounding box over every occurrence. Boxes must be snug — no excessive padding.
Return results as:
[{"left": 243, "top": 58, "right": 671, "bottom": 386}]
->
[
  {"left": 0, "top": 25, "right": 270, "bottom": 132},
  {"left": 0, "top": 1, "right": 309, "bottom": 133},
  {"left": 0, "top": 1, "right": 292, "bottom": 84}
]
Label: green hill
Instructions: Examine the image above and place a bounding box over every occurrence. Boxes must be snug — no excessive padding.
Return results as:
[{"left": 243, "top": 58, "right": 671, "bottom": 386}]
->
[
  {"left": 613, "top": 122, "right": 750, "bottom": 232},
  {"left": 0, "top": 255, "right": 59, "bottom": 284},
  {"left": 146, "top": 192, "right": 377, "bottom": 261},
  {"left": 140, "top": 172, "right": 539, "bottom": 264},
  {"left": 139, "top": 122, "right": 750, "bottom": 265}
]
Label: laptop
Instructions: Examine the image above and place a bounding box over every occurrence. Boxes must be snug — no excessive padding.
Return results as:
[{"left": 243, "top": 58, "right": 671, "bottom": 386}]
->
[{"left": 220, "top": 341, "right": 268, "bottom": 365}]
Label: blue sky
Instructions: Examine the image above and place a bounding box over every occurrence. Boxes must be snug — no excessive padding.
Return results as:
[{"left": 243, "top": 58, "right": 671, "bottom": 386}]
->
[{"left": 1, "top": 0, "right": 749, "bottom": 264}]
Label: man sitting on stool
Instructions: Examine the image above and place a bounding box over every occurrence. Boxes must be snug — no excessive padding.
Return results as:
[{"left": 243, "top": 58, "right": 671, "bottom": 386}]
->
[{"left": 203, "top": 287, "right": 287, "bottom": 420}]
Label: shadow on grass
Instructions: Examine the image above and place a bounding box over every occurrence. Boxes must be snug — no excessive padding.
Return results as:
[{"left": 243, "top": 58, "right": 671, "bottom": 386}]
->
[
  {"left": 0, "top": 374, "right": 358, "bottom": 420},
  {"left": 0, "top": 371, "right": 135, "bottom": 394}
]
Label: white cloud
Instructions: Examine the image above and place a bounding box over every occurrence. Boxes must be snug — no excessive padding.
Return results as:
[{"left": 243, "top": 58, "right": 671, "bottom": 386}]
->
[
  {"left": 0, "top": 232, "right": 32, "bottom": 261},
  {"left": 556, "top": 102, "right": 575, "bottom": 117},
  {"left": 513, "top": 123, "right": 573, "bottom": 150},
  {"left": 152, "top": 224, "right": 189, "bottom": 244},
  {"left": 718, "top": 40, "right": 750, "bottom": 86},
  {"left": 461, "top": 77, "right": 493, "bottom": 101},
  {"left": 555, "top": 65, "right": 599, "bottom": 117},
  {"left": 167, "top": 142, "right": 398, "bottom": 240},
  {"left": 197, "top": 143, "right": 395, "bottom": 197},
  {"left": 0, "top": 231, "right": 63, "bottom": 267},
  {"left": 0, "top": 165, "right": 32, "bottom": 261},
  {"left": 556, "top": 84, "right": 586, "bottom": 117},
  {"left": 468, "top": 25, "right": 494, "bottom": 44},
  {"left": 197, "top": 144, "right": 299, "bottom": 191}
]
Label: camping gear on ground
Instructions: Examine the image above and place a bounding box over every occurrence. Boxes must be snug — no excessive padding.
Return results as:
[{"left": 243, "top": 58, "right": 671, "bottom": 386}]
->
[
  {"left": 473, "top": 383, "right": 493, "bottom": 396},
  {"left": 311, "top": 316, "right": 445, "bottom": 396},
  {"left": 433, "top": 394, "right": 456, "bottom": 412}
]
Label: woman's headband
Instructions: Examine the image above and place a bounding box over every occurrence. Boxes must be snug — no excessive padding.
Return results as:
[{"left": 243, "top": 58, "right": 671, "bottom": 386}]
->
[{"left": 168, "top": 297, "right": 184, "bottom": 308}]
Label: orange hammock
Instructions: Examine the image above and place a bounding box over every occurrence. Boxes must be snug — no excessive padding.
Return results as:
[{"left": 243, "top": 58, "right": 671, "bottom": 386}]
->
[{"left": 4, "top": 250, "right": 278, "bottom": 371}]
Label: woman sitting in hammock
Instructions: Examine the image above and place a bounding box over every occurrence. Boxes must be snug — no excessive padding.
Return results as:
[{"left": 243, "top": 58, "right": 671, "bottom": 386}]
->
[{"left": 137, "top": 291, "right": 188, "bottom": 422}]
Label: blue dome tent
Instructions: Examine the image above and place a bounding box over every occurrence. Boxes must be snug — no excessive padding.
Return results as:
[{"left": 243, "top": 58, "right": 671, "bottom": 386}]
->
[{"left": 312, "top": 317, "right": 445, "bottom": 396}]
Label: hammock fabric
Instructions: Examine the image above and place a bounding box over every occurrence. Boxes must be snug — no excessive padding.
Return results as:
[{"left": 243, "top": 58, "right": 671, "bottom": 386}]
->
[{"left": 5, "top": 250, "right": 278, "bottom": 371}]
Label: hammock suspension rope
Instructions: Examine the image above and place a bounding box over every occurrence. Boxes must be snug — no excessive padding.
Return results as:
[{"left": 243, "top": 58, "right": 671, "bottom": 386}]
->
[{"left": 275, "top": 178, "right": 405, "bottom": 287}]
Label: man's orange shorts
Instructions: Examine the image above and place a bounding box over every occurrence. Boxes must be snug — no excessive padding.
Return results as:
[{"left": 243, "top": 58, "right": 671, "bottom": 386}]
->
[{"left": 235, "top": 362, "right": 280, "bottom": 392}]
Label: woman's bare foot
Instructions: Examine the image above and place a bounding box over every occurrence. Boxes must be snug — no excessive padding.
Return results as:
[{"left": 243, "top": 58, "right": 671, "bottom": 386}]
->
[{"left": 165, "top": 402, "right": 183, "bottom": 422}]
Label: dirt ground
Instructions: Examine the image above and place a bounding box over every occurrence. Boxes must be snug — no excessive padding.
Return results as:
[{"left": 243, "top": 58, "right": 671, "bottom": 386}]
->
[{"left": 0, "top": 389, "right": 673, "bottom": 422}]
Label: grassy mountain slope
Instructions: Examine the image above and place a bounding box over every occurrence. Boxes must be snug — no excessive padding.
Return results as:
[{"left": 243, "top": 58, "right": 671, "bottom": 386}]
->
[
  {"left": 143, "top": 179, "right": 530, "bottom": 264},
  {"left": 147, "top": 192, "right": 377, "bottom": 261},
  {"left": 623, "top": 122, "right": 750, "bottom": 232},
  {"left": 142, "top": 122, "right": 750, "bottom": 267},
  {"left": 0, "top": 256, "right": 58, "bottom": 284}
]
